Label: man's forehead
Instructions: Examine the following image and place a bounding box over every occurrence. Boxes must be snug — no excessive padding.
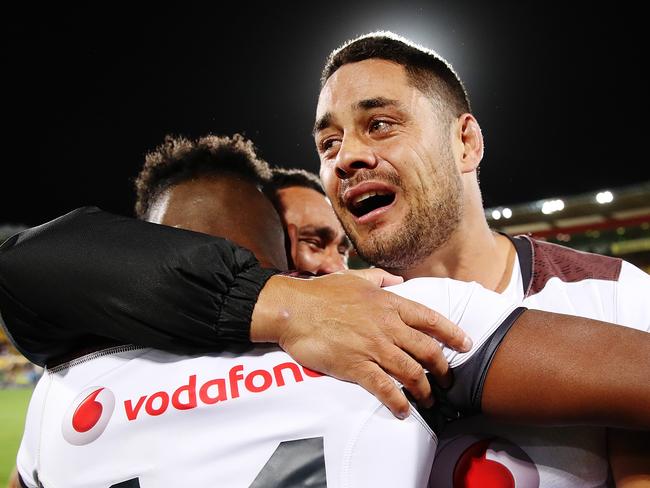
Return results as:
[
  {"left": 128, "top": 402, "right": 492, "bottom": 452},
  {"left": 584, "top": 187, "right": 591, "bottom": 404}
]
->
[
  {"left": 278, "top": 187, "right": 332, "bottom": 218},
  {"left": 316, "top": 59, "right": 411, "bottom": 115},
  {"left": 278, "top": 186, "right": 345, "bottom": 231}
]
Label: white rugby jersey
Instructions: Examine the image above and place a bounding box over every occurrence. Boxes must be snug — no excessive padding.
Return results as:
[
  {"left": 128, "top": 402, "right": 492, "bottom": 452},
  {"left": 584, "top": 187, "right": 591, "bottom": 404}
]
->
[
  {"left": 431, "top": 236, "right": 650, "bottom": 488},
  {"left": 17, "top": 277, "right": 519, "bottom": 488}
]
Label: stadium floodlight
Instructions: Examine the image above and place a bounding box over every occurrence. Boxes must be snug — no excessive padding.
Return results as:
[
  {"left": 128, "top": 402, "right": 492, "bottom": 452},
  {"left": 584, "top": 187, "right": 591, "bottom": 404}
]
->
[
  {"left": 502, "top": 208, "right": 512, "bottom": 219},
  {"left": 596, "top": 191, "right": 614, "bottom": 204},
  {"left": 491, "top": 209, "right": 502, "bottom": 220},
  {"left": 541, "top": 199, "right": 565, "bottom": 215}
]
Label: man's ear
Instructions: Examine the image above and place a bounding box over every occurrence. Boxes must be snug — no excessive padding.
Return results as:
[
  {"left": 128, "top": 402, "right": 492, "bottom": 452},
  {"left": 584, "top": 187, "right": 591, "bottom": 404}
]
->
[
  {"left": 286, "top": 223, "right": 299, "bottom": 270},
  {"left": 455, "top": 113, "right": 484, "bottom": 173}
]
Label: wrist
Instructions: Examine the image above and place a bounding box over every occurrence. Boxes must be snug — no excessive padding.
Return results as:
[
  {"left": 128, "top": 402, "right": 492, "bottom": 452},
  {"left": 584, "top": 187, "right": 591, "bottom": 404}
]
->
[{"left": 250, "top": 274, "right": 306, "bottom": 343}]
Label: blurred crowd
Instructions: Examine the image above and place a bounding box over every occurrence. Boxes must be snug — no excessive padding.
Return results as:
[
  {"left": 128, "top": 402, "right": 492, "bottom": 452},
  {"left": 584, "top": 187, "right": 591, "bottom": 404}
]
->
[{"left": 0, "top": 330, "right": 42, "bottom": 388}]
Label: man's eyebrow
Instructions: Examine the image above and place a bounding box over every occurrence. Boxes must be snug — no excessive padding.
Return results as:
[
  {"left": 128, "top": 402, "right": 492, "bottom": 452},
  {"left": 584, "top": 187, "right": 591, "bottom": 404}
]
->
[
  {"left": 299, "top": 225, "right": 336, "bottom": 244},
  {"left": 313, "top": 97, "right": 402, "bottom": 136},
  {"left": 313, "top": 113, "right": 332, "bottom": 136},
  {"left": 300, "top": 225, "right": 352, "bottom": 252},
  {"left": 355, "top": 97, "right": 401, "bottom": 111}
]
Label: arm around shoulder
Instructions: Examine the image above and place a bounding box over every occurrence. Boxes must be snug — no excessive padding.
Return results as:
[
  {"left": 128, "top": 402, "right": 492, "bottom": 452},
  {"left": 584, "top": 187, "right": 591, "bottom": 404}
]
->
[{"left": 0, "top": 207, "right": 278, "bottom": 365}]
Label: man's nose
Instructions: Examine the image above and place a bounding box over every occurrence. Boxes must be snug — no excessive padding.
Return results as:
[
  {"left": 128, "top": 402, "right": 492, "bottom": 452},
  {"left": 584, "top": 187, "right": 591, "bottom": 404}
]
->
[
  {"left": 316, "top": 247, "right": 347, "bottom": 275},
  {"left": 334, "top": 136, "right": 377, "bottom": 179}
]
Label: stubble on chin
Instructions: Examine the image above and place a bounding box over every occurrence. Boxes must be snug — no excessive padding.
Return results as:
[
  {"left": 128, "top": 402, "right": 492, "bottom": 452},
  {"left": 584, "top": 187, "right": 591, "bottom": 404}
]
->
[{"left": 348, "top": 172, "right": 464, "bottom": 271}]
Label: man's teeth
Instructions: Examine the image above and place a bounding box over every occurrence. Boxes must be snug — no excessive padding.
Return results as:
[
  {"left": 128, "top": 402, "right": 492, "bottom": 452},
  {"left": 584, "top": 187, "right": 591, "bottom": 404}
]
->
[{"left": 353, "top": 191, "right": 391, "bottom": 205}]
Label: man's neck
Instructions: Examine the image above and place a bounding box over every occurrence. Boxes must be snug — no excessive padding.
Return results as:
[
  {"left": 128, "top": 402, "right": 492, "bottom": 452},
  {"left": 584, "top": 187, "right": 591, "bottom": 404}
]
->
[{"left": 396, "top": 208, "right": 516, "bottom": 293}]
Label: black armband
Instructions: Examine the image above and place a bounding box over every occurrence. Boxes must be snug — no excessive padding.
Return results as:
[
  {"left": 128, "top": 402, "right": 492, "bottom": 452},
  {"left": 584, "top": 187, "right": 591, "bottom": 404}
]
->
[{"left": 418, "top": 306, "right": 528, "bottom": 433}]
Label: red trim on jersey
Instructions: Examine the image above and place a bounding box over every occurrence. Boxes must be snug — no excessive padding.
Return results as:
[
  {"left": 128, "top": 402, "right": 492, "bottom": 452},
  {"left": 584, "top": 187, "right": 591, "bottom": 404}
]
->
[{"left": 518, "top": 236, "right": 622, "bottom": 297}]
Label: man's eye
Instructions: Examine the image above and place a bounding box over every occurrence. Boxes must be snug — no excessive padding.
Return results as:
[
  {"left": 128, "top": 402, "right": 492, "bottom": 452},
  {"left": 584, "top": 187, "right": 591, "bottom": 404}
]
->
[
  {"left": 369, "top": 120, "right": 392, "bottom": 132},
  {"left": 301, "top": 239, "right": 323, "bottom": 250},
  {"left": 320, "top": 138, "right": 340, "bottom": 153}
]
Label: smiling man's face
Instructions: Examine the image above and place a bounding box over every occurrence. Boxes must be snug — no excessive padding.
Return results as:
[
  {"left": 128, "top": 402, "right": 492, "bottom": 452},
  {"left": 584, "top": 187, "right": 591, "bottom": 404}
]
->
[
  {"left": 276, "top": 185, "right": 351, "bottom": 275},
  {"left": 315, "top": 58, "right": 464, "bottom": 271}
]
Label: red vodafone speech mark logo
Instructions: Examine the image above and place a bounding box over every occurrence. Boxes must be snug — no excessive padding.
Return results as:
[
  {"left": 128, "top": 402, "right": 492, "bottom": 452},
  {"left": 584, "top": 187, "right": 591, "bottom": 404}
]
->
[
  {"left": 72, "top": 388, "right": 104, "bottom": 432},
  {"left": 430, "top": 435, "right": 540, "bottom": 488},
  {"left": 454, "top": 439, "right": 515, "bottom": 488},
  {"left": 62, "top": 386, "right": 115, "bottom": 445}
]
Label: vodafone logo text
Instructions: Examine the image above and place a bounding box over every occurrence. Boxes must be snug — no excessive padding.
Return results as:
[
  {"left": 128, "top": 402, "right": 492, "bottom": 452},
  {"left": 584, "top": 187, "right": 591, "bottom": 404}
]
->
[
  {"left": 62, "top": 386, "right": 116, "bottom": 445},
  {"left": 124, "top": 361, "right": 323, "bottom": 421}
]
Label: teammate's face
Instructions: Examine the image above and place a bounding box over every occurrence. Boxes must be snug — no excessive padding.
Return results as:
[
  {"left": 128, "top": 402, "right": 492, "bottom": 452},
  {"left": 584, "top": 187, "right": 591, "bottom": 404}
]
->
[
  {"left": 276, "top": 186, "right": 351, "bottom": 275},
  {"left": 315, "top": 59, "right": 464, "bottom": 270},
  {"left": 147, "top": 175, "right": 288, "bottom": 270}
]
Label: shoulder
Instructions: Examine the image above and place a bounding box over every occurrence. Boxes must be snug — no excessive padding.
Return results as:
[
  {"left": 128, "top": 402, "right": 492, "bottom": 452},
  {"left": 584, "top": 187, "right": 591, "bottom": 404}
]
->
[
  {"left": 521, "top": 236, "right": 622, "bottom": 295},
  {"left": 614, "top": 260, "right": 650, "bottom": 331}
]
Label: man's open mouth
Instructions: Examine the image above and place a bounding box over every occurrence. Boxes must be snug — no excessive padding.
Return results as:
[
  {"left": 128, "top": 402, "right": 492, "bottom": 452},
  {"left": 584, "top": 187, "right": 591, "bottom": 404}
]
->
[{"left": 347, "top": 190, "right": 396, "bottom": 218}]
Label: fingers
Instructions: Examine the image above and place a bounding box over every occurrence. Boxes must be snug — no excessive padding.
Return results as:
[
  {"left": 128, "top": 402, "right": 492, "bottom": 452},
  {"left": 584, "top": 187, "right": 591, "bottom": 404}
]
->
[
  {"left": 261, "top": 273, "right": 464, "bottom": 419},
  {"left": 393, "top": 294, "right": 472, "bottom": 352},
  {"left": 394, "top": 326, "right": 452, "bottom": 389},
  {"left": 378, "top": 345, "right": 435, "bottom": 408},
  {"left": 344, "top": 268, "right": 404, "bottom": 287},
  {"left": 354, "top": 362, "right": 413, "bottom": 419}
]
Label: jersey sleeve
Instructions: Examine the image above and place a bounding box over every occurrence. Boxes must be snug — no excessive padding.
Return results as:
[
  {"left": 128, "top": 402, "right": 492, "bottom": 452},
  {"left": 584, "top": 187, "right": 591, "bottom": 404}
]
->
[
  {"left": 387, "top": 278, "right": 525, "bottom": 418},
  {"left": 615, "top": 260, "right": 650, "bottom": 332},
  {"left": 0, "top": 207, "right": 279, "bottom": 366},
  {"left": 387, "top": 278, "right": 521, "bottom": 366}
]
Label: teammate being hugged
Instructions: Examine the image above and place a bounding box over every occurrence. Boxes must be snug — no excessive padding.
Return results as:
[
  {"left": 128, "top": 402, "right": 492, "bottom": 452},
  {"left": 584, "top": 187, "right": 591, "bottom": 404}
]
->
[{"left": 13, "top": 134, "right": 442, "bottom": 487}]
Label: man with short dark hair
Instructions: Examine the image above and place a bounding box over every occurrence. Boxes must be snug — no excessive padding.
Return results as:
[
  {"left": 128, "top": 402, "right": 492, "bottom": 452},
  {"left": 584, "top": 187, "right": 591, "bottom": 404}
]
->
[
  {"left": 313, "top": 31, "right": 650, "bottom": 487},
  {"left": 269, "top": 168, "right": 351, "bottom": 275},
  {"left": 316, "top": 33, "right": 470, "bottom": 275}
]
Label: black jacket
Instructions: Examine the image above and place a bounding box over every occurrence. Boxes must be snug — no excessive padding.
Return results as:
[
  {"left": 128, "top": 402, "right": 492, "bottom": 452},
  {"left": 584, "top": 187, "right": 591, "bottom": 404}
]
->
[{"left": 0, "top": 207, "right": 278, "bottom": 366}]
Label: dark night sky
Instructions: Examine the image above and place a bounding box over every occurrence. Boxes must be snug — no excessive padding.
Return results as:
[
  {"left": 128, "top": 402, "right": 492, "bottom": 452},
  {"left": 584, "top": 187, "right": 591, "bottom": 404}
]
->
[{"left": 2, "top": 3, "right": 648, "bottom": 226}]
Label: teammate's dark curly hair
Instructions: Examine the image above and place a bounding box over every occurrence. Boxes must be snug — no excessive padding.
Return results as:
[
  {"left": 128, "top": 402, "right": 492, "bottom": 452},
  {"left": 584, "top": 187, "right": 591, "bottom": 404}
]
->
[{"left": 135, "top": 133, "right": 272, "bottom": 219}]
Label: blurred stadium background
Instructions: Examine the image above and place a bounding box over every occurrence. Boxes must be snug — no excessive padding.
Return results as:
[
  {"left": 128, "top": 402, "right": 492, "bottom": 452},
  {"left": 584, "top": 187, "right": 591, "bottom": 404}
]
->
[
  {"left": 1, "top": 181, "right": 649, "bottom": 484},
  {"left": 0, "top": 225, "right": 40, "bottom": 484}
]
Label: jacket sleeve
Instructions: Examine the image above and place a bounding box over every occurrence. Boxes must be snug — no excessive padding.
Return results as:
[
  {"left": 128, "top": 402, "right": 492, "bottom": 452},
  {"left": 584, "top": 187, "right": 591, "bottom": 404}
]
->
[{"left": 0, "top": 207, "right": 279, "bottom": 366}]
